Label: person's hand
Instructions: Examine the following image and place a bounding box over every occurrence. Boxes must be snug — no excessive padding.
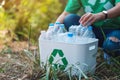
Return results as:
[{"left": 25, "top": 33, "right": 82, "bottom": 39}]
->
[{"left": 79, "top": 12, "right": 104, "bottom": 26}]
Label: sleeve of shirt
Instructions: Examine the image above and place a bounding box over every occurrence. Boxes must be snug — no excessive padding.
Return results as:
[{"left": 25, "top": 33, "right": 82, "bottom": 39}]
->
[
  {"left": 115, "top": 0, "right": 120, "bottom": 4},
  {"left": 65, "top": 0, "right": 81, "bottom": 13}
]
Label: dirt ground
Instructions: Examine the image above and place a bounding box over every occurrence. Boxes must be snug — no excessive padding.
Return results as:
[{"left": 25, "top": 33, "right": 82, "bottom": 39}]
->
[{"left": 0, "top": 41, "right": 33, "bottom": 80}]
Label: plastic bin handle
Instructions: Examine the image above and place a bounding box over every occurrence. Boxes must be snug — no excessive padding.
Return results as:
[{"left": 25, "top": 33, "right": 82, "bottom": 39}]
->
[
  {"left": 89, "top": 45, "right": 95, "bottom": 51},
  {"left": 89, "top": 45, "right": 97, "bottom": 56}
]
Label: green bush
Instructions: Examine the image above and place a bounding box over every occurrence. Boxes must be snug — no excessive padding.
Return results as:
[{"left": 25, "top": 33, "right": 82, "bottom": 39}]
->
[{"left": 0, "top": 0, "right": 64, "bottom": 42}]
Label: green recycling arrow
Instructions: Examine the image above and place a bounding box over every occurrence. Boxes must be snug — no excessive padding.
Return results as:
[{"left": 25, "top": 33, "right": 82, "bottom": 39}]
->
[{"left": 48, "top": 49, "right": 68, "bottom": 70}]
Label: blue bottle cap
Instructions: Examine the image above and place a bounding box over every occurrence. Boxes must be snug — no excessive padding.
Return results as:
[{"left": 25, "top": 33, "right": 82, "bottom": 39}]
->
[
  {"left": 49, "top": 23, "right": 54, "bottom": 26},
  {"left": 67, "top": 32, "right": 73, "bottom": 37},
  {"left": 55, "top": 22, "right": 61, "bottom": 24},
  {"left": 88, "top": 26, "right": 93, "bottom": 30}
]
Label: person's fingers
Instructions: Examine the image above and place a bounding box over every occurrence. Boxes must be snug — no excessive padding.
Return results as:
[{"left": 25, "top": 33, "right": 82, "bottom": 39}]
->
[
  {"left": 86, "top": 16, "right": 96, "bottom": 26},
  {"left": 80, "top": 13, "right": 98, "bottom": 26},
  {"left": 83, "top": 13, "right": 92, "bottom": 22},
  {"left": 83, "top": 14, "right": 94, "bottom": 26},
  {"left": 79, "top": 13, "right": 87, "bottom": 21},
  {"left": 80, "top": 13, "right": 92, "bottom": 26},
  {"left": 79, "top": 14, "right": 87, "bottom": 23}
]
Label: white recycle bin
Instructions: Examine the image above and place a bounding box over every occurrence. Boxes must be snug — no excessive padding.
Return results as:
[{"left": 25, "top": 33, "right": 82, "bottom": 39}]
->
[{"left": 39, "top": 37, "right": 98, "bottom": 75}]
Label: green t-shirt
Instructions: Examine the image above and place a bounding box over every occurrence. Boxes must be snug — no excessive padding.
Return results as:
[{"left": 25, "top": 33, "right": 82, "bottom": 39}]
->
[{"left": 65, "top": 0, "right": 120, "bottom": 29}]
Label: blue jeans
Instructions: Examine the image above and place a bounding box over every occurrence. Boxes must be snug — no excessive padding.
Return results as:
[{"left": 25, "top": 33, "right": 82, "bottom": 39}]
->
[{"left": 63, "top": 14, "right": 120, "bottom": 56}]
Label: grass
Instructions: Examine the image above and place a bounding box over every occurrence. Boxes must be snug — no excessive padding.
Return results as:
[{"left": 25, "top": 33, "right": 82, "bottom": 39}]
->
[
  {"left": 0, "top": 43, "right": 120, "bottom": 80},
  {"left": 28, "top": 47, "right": 120, "bottom": 80}
]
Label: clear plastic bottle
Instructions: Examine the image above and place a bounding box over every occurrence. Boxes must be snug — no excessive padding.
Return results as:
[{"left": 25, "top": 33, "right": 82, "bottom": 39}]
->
[
  {"left": 53, "top": 22, "right": 61, "bottom": 34},
  {"left": 76, "top": 24, "right": 83, "bottom": 36},
  {"left": 80, "top": 26, "right": 87, "bottom": 37},
  {"left": 46, "top": 23, "right": 54, "bottom": 40},
  {"left": 82, "top": 26, "right": 95, "bottom": 38},
  {"left": 47, "top": 23, "right": 54, "bottom": 32},
  {"left": 56, "top": 24, "right": 67, "bottom": 42},
  {"left": 69, "top": 25, "right": 77, "bottom": 35},
  {"left": 57, "top": 24, "right": 67, "bottom": 34},
  {"left": 65, "top": 32, "right": 74, "bottom": 43},
  {"left": 39, "top": 30, "right": 46, "bottom": 40},
  {"left": 56, "top": 32, "right": 67, "bottom": 42},
  {"left": 61, "top": 24, "right": 67, "bottom": 32}
]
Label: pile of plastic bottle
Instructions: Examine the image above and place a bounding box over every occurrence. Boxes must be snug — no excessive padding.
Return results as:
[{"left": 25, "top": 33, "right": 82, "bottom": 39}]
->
[{"left": 39, "top": 22, "right": 95, "bottom": 43}]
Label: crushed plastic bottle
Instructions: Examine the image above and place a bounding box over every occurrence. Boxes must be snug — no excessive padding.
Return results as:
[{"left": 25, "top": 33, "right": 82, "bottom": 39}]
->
[
  {"left": 76, "top": 24, "right": 83, "bottom": 36},
  {"left": 40, "top": 22, "right": 96, "bottom": 42},
  {"left": 69, "top": 25, "right": 77, "bottom": 35},
  {"left": 82, "top": 26, "right": 95, "bottom": 38},
  {"left": 80, "top": 26, "right": 87, "bottom": 37},
  {"left": 56, "top": 32, "right": 67, "bottom": 42}
]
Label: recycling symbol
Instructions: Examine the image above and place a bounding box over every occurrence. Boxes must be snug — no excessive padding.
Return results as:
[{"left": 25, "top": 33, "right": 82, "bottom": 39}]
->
[{"left": 48, "top": 49, "right": 68, "bottom": 70}]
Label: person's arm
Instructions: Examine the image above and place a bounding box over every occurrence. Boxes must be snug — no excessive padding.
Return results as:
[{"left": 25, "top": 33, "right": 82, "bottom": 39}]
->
[
  {"left": 56, "top": 11, "right": 70, "bottom": 23},
  {"left": 80, "top": 2, "right": 120, "bottom": 26},
  {"left": 107, "top": 2, "right": 120, "bottom": 18}
]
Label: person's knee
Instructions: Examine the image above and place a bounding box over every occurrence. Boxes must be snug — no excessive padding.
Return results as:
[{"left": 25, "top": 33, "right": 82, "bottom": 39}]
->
[
  {"left": 103, "top": 36, "right": 120, "bottom": 56},
  {"left": 103, "top": 37, "right": 119, "bottom": 48},
  {"left": 63, "top": 14, "right": 80, "bottom": 30},
  {"left": 103, "top": 30, "right": 120, "bottom": 49}
]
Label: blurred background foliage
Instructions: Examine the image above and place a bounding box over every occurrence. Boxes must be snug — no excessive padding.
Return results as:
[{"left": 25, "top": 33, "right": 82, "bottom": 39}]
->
[{"left": 0, "top": 0, "right": 67, "bottom": 43}]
